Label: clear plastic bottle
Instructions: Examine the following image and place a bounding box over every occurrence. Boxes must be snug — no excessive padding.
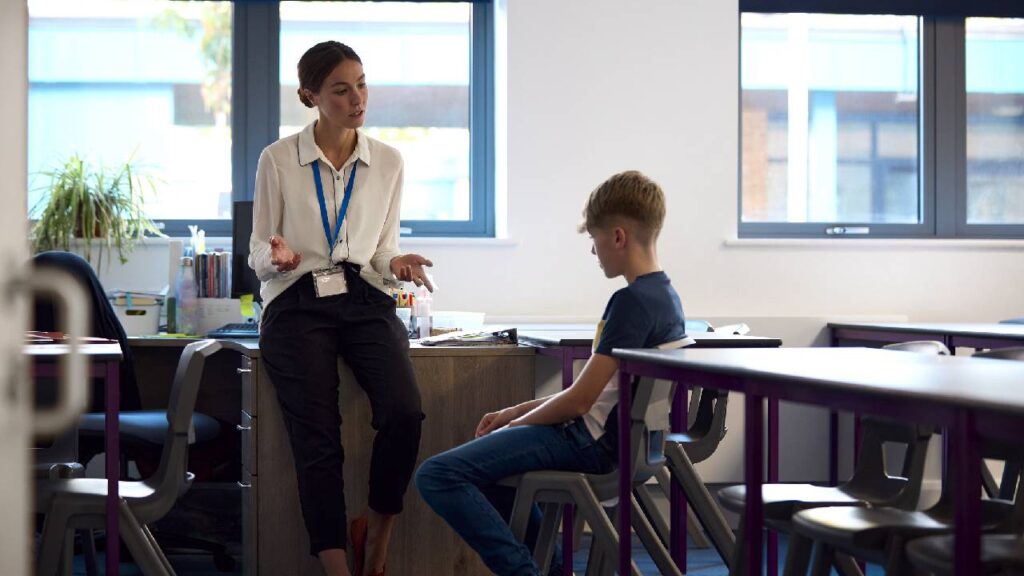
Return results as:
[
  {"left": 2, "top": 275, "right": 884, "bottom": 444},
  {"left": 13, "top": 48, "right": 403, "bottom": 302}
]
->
[
  {"left": 414, "top": 284, "right": 432, "bottom": 339},
  {"left": 175, "top": 256, "right": 199, "bottom": 335}
]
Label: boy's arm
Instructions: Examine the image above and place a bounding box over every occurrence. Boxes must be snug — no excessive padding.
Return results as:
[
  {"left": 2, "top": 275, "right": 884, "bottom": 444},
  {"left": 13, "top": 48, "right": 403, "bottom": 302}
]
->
[{"left": 508, "top": 353, "right": 618, "bottom": 428}]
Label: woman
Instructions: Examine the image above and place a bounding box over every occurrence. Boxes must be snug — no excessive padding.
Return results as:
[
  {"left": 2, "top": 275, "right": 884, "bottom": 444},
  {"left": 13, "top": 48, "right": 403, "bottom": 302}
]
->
[{"left": 249, "top": 41, "right": 431, "bottom": 576}]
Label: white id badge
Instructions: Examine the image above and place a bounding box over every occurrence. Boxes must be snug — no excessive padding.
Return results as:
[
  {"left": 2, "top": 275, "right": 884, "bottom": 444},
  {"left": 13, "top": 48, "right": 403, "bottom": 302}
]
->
[{"left": 312, "top": 265, "right": 347, "bottom": 297}]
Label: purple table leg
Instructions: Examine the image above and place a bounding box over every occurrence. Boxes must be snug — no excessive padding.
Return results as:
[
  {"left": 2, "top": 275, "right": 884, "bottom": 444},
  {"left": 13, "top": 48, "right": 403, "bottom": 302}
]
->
[
  {"left": 767, "top": 398, "right": 779, "bottom": 576},
  {"left": 670, "top": 382, "right": 688, "bottom": 569},
  {"left": 954, "top": 409, "right": 981, "bottom": 575},
  {"left": 618, "top": 370, "right": 633, "bottom": 576},
  {"left": 106, "top": 360, "right": 120, "bottom": 573},
  {"left": 561, "top": 351, "right": 575, "bottom": 576},
  {"left": 744, "top": 394, "right": 764, "bottom": 576}
]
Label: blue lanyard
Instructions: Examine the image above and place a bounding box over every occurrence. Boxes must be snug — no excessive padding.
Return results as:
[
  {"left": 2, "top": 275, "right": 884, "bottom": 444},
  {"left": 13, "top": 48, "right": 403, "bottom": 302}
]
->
[{"left": 312, "top": 159, "right": 357, "bottom": 256}]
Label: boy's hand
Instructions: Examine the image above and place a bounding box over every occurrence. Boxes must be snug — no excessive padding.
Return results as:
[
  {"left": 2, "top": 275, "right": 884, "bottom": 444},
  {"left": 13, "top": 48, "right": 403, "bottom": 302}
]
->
[
  {"left": 475, "top": 407, "right": 517, "bottom": 438},
  {"left": 269, "top": 235, "right": 303, "bottom": 272}
]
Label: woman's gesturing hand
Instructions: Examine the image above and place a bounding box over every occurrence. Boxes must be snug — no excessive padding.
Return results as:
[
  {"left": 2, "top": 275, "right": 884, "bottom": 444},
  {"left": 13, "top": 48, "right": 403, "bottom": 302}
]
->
[
  {"left": 270, "top": 235, "right": 303, "bottom": 273},
  {"left": 475, "top": 407, "right": 517, "bottom": 438},
  {"left": 390, "top": 254, "right": 434, "bottom": 291}
]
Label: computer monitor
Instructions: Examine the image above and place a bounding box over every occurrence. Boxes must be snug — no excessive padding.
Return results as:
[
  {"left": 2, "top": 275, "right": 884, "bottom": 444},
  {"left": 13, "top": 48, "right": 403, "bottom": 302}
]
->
[{"left": 232, "top": 201, "right": 262, "bottom": 301}]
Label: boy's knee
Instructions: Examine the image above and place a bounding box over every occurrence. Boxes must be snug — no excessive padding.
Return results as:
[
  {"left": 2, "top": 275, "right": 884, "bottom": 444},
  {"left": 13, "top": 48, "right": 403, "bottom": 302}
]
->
[{"left": 414, "top": 457, "right": 445, "bottom": 496}]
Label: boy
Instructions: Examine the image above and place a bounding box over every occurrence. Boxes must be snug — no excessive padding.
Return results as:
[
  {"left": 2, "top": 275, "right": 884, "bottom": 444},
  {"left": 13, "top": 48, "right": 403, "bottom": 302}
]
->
[{"left": 415, "top": 170, "right": 687, "bottom": 576}]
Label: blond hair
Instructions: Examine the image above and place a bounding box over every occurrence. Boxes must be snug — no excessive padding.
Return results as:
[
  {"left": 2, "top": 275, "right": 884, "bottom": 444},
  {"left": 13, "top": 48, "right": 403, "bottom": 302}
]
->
[{"left": 578, "top": 170, "right": 666, "bottom": 243}]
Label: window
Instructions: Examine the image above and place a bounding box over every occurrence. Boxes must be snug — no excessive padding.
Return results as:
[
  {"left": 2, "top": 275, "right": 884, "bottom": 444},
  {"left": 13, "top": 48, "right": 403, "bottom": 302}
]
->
[
  {"left": 965, "top": 18, "right": 1024, "bottom": 226},
  {"left": 279, "top": 2, "right": 486, "bottom": 234},
  {"left": 27, "top": 0, "right": 495, "bottom": 239},
  {"left": 740, "top": 8, "right": 1024, "bottom": 238},
  {"left": 28, "top": 0, "right": 233, "bottom": 236}
]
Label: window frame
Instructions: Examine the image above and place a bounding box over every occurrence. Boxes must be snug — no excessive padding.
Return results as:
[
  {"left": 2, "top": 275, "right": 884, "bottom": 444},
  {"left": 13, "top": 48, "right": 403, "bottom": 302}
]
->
[
  {"left": 194, "top": 0, "right": 494, "bottom": 240},
  {"left": 737, "top": 8, "right": 1024, "bottom": 239}
]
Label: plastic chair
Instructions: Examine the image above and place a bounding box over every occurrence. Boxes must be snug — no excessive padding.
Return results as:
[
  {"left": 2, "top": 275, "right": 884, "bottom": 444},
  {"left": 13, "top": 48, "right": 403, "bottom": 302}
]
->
[
  {"left": 499, "top": 339, "right": 691, "bottom": 576},
  {"left": 787, "top": 346, "right": 1024, "bottom": 576},
  {"left": 36, "top": 340, "right": 223, "bottom": 576},
  {"left": 636, "top": 384, "right": 735, "bottom": 566},
  {"left": 717, "top": 340, "right": 947, "bottom": 576}
]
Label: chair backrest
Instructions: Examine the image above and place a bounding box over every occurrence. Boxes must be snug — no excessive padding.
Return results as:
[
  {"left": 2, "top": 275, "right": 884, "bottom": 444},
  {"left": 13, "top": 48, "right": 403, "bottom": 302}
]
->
[
  {"left": 843, "top": 341, "right": 947, "bottom": 508},
  {"left": 628, "top": 338, "right": 691, "bottom": 482},
  {"left": 146, "top": 340, "right": 221, "bottom": 510}
]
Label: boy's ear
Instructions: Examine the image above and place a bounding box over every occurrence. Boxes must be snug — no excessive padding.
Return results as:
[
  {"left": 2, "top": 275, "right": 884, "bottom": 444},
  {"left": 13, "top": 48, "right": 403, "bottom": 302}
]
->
[{"left": 613, "top": 226, "right": 627, "bottom": 247}]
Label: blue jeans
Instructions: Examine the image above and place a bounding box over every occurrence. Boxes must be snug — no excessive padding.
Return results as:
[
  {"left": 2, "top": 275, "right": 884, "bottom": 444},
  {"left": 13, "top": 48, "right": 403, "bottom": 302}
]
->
[{"left": 415, "top": 418, "right": 616, "bottom": 576}]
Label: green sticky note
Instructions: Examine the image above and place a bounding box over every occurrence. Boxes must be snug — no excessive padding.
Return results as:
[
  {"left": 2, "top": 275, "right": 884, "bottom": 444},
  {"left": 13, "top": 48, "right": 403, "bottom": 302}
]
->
[{"left": 240, "top": 294, "right": 255, "bottom": 318}]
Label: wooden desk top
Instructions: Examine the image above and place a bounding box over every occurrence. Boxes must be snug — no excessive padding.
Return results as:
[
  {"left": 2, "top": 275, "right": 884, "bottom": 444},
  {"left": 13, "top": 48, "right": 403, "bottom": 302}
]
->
[
  {"left": 520, "top": 330, "right": 782, "bottom": 348},
  {"left": 829, "top": 321, "right": 1024, "bottom": 339},
  {"left": 613, "top": 347, "right": 1024, "bottom": 418}
]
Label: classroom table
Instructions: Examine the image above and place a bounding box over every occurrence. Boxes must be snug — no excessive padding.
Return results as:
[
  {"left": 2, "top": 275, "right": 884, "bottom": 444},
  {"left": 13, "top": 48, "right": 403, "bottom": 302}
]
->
[
  {"left": 829, "top": 322, "right": 1024, "bottom": 486},
  {"left": 30, "top": 342, "right": 123, "bottom": 574},
  {"left": 613, "top": 346, "right": 1024, "bottom": 576},
  {"left": 829, "top": 321, "right": 1024, "bottom": 352},
  {"left": 519, "top": 329, "right": 782, "bottom": 574}
]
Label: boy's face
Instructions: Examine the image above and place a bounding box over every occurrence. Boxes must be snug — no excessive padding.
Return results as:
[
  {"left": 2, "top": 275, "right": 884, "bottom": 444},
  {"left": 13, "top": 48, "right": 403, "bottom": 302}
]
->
[{"left": 588, "top": 225, "right": 625, "bottom": 278}]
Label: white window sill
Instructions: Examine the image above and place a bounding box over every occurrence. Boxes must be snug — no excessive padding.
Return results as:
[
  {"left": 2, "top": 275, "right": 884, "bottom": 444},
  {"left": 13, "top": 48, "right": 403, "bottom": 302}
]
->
[{"left": 723, "top": 237, "right": 1024, "bottom": 250}]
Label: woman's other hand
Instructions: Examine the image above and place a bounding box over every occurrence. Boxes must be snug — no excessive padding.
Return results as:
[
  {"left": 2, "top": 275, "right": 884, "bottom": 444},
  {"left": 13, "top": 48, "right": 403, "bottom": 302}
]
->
[
  {"left": 390, "top": 254, "right": 434, "bottom": 291},
  {"left": 475, "top": 407, "right": 517, "bottom": 438},
  {"left": 270, "top": 235, "right": 303, "bottom": 273}
]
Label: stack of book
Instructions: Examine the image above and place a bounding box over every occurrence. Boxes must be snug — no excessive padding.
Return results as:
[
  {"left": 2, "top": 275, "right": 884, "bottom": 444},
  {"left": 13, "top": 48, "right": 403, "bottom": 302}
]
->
[{"left": 194, "top": 251, "right": 232, "bottom": 298}]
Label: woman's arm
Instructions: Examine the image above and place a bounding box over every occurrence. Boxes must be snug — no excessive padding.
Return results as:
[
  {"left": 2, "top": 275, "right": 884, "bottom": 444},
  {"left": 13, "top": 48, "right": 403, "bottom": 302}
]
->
[
  {"left": 249, "top": 151, "right": 288, "bottom": 281},
  {"left": 508, "top": 353, "right": 619, "bottom": 428},
  {"left": 370, "top": 155, "right": 403, "bottom": 280}
]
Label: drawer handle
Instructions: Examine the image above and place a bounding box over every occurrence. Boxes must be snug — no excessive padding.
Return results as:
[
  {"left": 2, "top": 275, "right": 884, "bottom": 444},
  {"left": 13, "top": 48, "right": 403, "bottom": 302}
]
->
[
  {"left": 238, "top": 480, "right": 251, "bottom": 489},
  {"left": 237, "top": 424, "right": 251, "bottom": 432},
  {"left": 236, "top": 368, "right": 252, "bottom": 374}
]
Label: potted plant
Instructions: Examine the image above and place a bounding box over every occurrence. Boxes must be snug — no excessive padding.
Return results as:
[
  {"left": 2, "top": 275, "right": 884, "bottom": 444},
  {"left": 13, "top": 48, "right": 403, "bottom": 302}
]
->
[{"left": 30, "top": 153, "right": 164, "bottom": 266}]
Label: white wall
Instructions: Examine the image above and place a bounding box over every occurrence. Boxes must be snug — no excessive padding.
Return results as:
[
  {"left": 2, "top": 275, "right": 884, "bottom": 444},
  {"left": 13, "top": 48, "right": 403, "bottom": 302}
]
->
[{"left": 59, "top": 0, "right": 1023, "bottom": 484}]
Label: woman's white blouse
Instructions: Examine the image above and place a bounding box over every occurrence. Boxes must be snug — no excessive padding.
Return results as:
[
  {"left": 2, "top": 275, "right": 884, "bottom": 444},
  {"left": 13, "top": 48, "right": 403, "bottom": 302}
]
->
[{"left": 249, "top": 121, "right": 404, "bottom": 307}]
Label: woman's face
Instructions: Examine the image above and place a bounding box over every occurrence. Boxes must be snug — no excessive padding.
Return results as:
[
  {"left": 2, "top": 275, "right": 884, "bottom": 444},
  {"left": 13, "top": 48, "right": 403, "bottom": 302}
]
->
[{"left": 309, "top": 59, "right": 367, "bottom": 129}]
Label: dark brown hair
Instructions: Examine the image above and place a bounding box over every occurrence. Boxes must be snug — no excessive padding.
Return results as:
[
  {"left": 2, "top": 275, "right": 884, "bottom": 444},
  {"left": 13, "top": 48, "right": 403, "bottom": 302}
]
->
[
  {"left": 578, "top": 170, "right": 667, "bottom": 243},
  {"left": 297, "top": 41, "right": 362, "bottom": 108}
]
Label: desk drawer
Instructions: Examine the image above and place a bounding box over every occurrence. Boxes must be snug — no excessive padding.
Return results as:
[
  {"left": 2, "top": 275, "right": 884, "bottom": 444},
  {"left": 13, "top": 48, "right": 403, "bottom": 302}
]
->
[
  {"left": 240, "top": 410, "right": 257, "bottom": 476},
  {"left": 240, "top": 357, "right": 257, "bottom": 416}
]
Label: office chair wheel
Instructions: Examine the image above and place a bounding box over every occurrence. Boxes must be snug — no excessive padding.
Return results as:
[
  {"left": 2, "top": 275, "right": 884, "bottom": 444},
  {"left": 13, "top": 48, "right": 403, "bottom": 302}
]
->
[{"left": 214, "top": 552, "right": 236, "bottom": 572}]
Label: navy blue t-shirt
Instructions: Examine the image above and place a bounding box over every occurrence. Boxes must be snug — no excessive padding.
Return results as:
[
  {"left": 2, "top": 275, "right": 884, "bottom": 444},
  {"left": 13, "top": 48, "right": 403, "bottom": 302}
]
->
[{"left": 594, "top": 271, "right": 687, "bottom": 357}]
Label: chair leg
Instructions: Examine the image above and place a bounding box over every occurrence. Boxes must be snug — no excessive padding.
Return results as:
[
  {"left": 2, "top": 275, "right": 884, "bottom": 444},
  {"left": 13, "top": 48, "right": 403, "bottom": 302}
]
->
[
  {"left": 667, "top": 445, "right": 736, "bottom": 565},
  {"left": 982, "top": 463, "right": 1000, "bottom": 499},
  {"left": 572, "top": 507, "right": 586, "bottom": 553},
  {"left": 810, "top": 543, "right": 833, "bottom": 576},
  {"left": 634, "top": 482, "right": 670, "bottom": 547},
  {"left": 533, "top": 502, "right": 563, "bottom": 574},
  {"left": 782, "top": 531, "right": 813, "bottom": 576},
  {"left": 688, "top": 505, "right": 712, "bottom": 549},
  {"left": 80, "top": 529, "right": 98, "bottom": 576},
  {"left": 61, "top": 528, "right": 73, "bottom": 576},
  {"left": 833, "top": 552, "right": 866, "bottom": 576},
  {"left": 142, "top": 523, "right": 177, "bottom": 575},
  {"left": 118, "top": 499, "right": 175, "bottom": 576},
  {"left": 629, "top": 494, "right": 683, "bottom": 576},
  {"left": 728, "top": 515, "right": 746, "bottom": 576},
  {"left": 574, "top": 494, "right": 641, "bottom": 576},
  {"left": 37, "top": 503, "right": 71, "bottom": 576},
  {"left": 999, "top": 460, "right": 1021, "bottom": 500},
  {"left": 882, "top": 535, "right": 910, "bottom": 576}
]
